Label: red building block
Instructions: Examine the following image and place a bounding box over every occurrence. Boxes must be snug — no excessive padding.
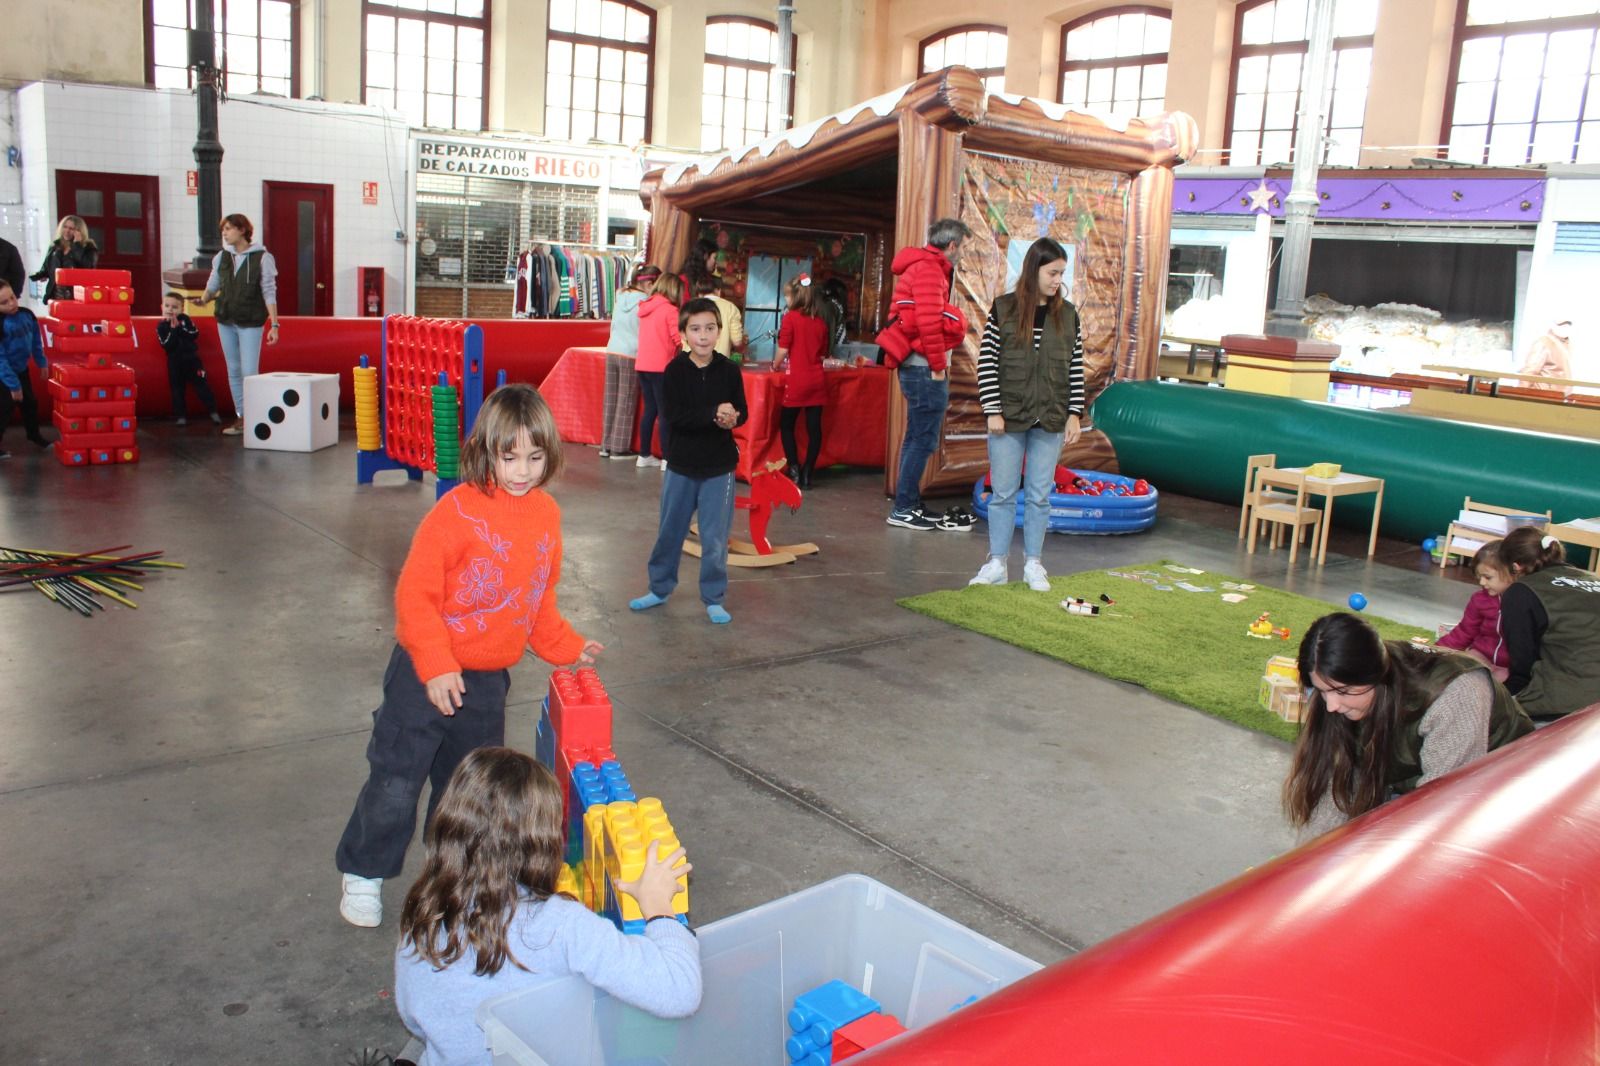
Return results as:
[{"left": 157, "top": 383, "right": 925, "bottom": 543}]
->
[
  {"left": 832, "top": 1014, "right": 907, "bottom": 1061},
  {"left": 54, "top": 268, "right": 133, "bottom": 288},
  {"left": 48, "top": 299, "right": 132, "bottom": 321},
  {"left": 73, "top": 285, "right": 135, "bottom": 306},
  {"left": 547, "top": 668, "right": 612, "bottom": 754}
]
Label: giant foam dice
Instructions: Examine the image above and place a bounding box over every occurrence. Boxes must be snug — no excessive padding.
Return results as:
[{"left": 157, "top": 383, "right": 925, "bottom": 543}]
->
[{"left": 243, "top": 372, "right": 339, "bottom": 452}]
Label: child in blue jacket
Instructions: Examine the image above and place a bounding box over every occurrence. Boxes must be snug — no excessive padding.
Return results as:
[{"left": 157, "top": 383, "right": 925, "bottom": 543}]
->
[{"left": 0, "top": 279, "right": 47, "bottom": 457}]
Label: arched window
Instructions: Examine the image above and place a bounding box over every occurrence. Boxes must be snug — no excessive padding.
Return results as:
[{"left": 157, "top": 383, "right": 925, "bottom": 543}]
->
[
  {"left": 919, "top": 25, "right": 1008, "bottom": 93},
  {"left": 363, "top": 0, "right": 486, "bottom": 130},
  {"left": 703, "top": 16, "right": 792, "bottom": 151},
  {"left": 1060, "top": 6, "right": 1170, "bottom": 120},
  {"left": 546, "top": 0, "right": 654, "bottom": 145},
  {"left": 1444, "top": 3, "right": 1600, "bottom": 165},
  {"left": 1225, "top": 0, "right": 1377, "bottom": 166},
  {"left": 147, "top": 0, "right": 298, "bottom": 97}
]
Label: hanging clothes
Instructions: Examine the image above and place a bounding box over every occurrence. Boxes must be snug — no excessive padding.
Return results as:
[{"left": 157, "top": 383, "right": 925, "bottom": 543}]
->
[{"left": 512, "top": 246, "right": 638, "bottom": 320}]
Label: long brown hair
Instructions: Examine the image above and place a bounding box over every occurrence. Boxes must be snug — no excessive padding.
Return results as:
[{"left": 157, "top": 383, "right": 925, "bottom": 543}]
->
[
  {"left": 399, "top": 747, "right": 567, "bottom": 976},
  {"left": 786, "top": 275, "right": 819, "bottom": 315},
  {"left": 1008, "top": 237, "right": 1069, "bottom": 340},
  {"left": 457, "top": 383, "right": 564, "bottom": 493},
  {"left": 1501, "top": 527, "right": 1565, "bottom": 574},
  {"left": 1284, "top": 613, "right": 1406, "bottom": 827}
]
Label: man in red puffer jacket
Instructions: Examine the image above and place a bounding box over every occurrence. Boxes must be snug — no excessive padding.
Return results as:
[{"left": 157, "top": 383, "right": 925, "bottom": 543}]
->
[{"left": 877, "top": 218, "right": 971, "bottom": 530}]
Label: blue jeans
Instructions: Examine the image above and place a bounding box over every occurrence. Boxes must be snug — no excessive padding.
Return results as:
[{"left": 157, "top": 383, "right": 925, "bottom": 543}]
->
[
  {"left": 647, "top": 470, "right": 736, "bottom": 605},
  {"left": 987, "top": 426, "right": 1065, "bottom": 561},
  {"left": 893, "top": 364, "right": 949, "bottom": 513},
  {"left": 216, "top": 321, "right": 264, "bottom": 419},
  {"left": 638, "top": 371, "right": 668, "bottom": 459}
]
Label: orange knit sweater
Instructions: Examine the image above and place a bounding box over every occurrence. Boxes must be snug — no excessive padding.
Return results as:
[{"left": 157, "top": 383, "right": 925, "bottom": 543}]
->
[{"left": 394, "top": 484, "right": 587, "bottom": 683}]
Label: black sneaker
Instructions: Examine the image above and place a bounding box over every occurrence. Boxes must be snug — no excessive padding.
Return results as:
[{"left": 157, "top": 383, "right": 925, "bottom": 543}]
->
[
  {"left": 936, "top": 507, "right": 974, "bottom": 531},
  {"left": 887, "top": 508, "right": 936, "bottom": 531}
]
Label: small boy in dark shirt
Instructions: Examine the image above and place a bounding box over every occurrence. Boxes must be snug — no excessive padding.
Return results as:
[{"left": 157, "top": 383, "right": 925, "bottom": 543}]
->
[
  {"left": 157, "top": 291, "right": 219, "bottom": 425},
  {"left": 628, "top": 297, "right": 747, "bottom": 625}
]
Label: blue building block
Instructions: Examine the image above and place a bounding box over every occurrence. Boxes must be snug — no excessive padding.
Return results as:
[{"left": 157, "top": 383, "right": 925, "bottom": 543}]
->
[
  {"left": 786, "top": 981, "right": 880, "bottom": 1064},
  {"left": 534, "top": 698, "right": 555, "bottom": 772}
]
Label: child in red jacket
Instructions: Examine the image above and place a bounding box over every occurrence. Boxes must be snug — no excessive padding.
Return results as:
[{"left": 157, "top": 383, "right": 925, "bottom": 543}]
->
[
  {"left": 634, "top": 273, "right": 684, "bottom": 469},
  {"left": 1436, "top": 540, "right": 1511, "bottom": 682}
]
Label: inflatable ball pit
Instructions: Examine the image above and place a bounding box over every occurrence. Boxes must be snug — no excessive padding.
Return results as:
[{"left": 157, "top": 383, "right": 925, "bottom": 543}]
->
[{"left": 973, "top": 467, "right": 1159, "bottom": 535}]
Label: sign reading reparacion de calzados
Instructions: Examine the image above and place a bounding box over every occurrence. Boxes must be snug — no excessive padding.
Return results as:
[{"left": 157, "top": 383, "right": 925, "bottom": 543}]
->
[{"left": 415, "top": 139, "right": 606, "bottom": 184}]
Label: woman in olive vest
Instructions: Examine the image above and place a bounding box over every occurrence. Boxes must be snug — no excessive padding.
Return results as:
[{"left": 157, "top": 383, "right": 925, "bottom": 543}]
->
[
  {"left": 1285, "top": 613, "right": 1533, "bottom": 843},
  {"left": 1499, "top": 528, "right": 1600, "bottom": 718},
  {"left": 969, "top": 238, "right": 1085, "bottom": 592},
  {"left": 195, "top": 213, "right": 279, "bottom": 435}
]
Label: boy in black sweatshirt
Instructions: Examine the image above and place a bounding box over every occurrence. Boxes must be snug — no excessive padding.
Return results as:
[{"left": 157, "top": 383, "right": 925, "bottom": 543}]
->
[
  {"left": 157, "top": 291, "right": 220, "bottom": 425},
  {"left": 628, "top": 297, "right": 747, "bottom": 624}
]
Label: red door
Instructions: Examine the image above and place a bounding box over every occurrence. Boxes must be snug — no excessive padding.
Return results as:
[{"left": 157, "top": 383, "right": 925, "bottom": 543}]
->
[
  {"left": 54, "top": 171, "right": 162, "bottom": 314},
  {"left": 263, "top": 181, "right": 335, "bottom": 316}
]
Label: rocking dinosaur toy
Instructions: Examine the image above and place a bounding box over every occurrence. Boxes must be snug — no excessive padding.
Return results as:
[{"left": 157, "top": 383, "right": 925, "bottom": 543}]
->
[{"left": 685, "top": 460, "right": 820, "bottom": 567}]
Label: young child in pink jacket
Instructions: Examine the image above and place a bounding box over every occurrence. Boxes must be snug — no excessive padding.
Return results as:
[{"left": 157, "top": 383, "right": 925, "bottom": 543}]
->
[{"left": 1436, "top": 540, "right": 1511, "bottom": 682}]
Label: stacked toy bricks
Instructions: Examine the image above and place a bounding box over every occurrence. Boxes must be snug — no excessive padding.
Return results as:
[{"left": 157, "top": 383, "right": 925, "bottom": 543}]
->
[
  {"left": 353, "top": 355, "right": 382, "bottom": 453},
  {"left": 431, "top": 372, "right": 459, "bottom": 482},
  {"left": 535, "top": 668, "right": 690, "bottom": 933},
  {"left": 45, "top": 269, "right": 140, "bottom": 467},
  {"left": 786, "top": 980, "right": 908, "bottom": 1064}
]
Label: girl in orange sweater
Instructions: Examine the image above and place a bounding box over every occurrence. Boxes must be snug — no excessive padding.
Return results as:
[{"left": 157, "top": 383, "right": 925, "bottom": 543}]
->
[{"left": 335, "top": 383, "right": 603, "bottom": 929}]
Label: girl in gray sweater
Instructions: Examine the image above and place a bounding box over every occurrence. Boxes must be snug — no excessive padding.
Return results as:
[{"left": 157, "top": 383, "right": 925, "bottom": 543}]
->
[{"left": 395, "top": 747, "right": 700, "bottom": 1065}]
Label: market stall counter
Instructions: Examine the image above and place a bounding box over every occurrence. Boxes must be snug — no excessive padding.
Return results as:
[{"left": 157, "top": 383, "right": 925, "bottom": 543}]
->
[{"left": 541, "top": 346, "right": 889, "bottom": 480}]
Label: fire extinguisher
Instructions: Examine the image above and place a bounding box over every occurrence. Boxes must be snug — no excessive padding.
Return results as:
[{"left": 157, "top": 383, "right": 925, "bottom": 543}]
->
[{"left": 366, "top": 288, "right": 379, "bottom": 316}]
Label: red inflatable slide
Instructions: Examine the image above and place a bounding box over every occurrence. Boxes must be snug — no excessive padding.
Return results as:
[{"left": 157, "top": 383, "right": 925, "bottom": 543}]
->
[{"left": 862, "top": 710, "right": 1600, "bottom": 1065}]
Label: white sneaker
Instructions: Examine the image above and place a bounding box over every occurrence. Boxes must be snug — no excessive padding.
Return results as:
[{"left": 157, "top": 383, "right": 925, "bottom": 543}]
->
[
  {"left": 1023, "top": 560, "right": 1051, "bottom": 592},
  {"left": 340, "top": 873, "right": 383, "bottom": 928},
  {"left": 969, "top": 558, "right": 1008, "bottom": 586},
  {"left": 636, "top": 455, "right": 658, "bottom": 468}
]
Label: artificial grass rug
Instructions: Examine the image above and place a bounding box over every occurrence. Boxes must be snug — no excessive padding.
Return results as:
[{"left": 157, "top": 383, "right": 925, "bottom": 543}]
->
[{"left": 898, "top": 560, "right": 1433, "bottom": 742}]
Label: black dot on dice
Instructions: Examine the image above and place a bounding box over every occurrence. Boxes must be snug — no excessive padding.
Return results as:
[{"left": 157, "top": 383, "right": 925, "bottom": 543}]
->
[
  {"left": 253, "top": 423, "right": 271, "bottom": 440},
  {"left": 321, "top": 403, "right": 330, "bottom": 420},
  {"left": 282, "top": 389, "right": 301, "bottom": 407},
  {"left": 268, "top": 406, "right": 286, "bottom": 424}
]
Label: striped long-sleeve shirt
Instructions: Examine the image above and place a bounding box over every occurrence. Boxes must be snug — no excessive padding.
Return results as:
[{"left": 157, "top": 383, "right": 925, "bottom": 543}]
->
[{"left": 977, "top": 302, "right": 1085, "bottom": 419}]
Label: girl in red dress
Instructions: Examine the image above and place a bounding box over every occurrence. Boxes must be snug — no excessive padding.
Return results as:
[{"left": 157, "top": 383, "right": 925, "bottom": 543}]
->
[{"left": 773, "top": 274, "right": 830, "bottom": 489}]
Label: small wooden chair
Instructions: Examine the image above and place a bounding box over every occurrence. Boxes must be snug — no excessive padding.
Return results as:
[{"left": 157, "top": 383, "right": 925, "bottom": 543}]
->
[
  {"left": 1249, "top": 468, "right": 1324, "bottom": 566},
  {"left": 1438, "top": 496, "right": 1554, "bottom": 574},
  {"left": 1239, "top": 453, "right": 1298, "bottom": 540}
]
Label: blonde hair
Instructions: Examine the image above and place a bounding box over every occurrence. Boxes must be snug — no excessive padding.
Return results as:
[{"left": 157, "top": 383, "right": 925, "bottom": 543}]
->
[
  {"left": 650, "top": 273, "right": 684, "bottom": 306},
  {"left": 457, "top": 383, "right": 564, "bottom": 492},
  {"left": 55, "top": 215, "right": 91, "bottom": 246}
]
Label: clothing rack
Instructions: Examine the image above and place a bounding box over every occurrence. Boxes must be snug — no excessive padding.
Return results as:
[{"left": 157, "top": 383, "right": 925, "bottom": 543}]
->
[{"left": 513, "top": 245, "right": 635, "bottom": 320}]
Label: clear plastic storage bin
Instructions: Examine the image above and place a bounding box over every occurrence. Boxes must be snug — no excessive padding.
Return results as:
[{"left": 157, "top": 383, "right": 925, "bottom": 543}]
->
[{"left": 477, "top": 873, "right": 1042, "bottom": 1066}]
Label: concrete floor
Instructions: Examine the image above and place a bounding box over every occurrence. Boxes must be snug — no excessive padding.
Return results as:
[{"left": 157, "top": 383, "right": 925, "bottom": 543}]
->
[{"left": 0, "top": 422, "right": 1475, "bottom": 1064}]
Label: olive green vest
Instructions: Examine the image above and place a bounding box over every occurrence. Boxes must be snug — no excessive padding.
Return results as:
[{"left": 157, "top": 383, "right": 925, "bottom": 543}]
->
[
  {"left": 1513, "top": 564, "right": 1600, "bottom": 717},
  {"left": 216, "top": 250, "right": 268, "bottom": 328},
  {"left": 1386, "top": 641, "right": 1533, "bottom": 794},
  {"left": 991, "top": 292, "right": 1079, "bottom": 433}
]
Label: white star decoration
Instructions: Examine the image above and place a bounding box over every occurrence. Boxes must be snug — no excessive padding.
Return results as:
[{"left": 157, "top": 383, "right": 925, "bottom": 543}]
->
[{"left": 1247, "top": 180, "right": 1275, "bottom": 212}]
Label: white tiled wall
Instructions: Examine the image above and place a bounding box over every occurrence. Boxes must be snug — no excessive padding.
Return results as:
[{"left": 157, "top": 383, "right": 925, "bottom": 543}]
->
[{"left": 13, "top": 82, "right": 410, "bottom": 315}]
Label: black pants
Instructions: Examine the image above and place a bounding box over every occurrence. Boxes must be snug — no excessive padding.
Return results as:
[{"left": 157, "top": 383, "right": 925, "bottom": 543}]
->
[
  {"left": 0, "top": 369, "right": 42, "bottom": 445},
  {"left": 334, "top": 645, "right": 511, "bottom": 879},
  {"left": 168, "top": 356, "right": 218, "bottom": 417},
  {"left": 780, "top": 405, "right": 823, "bottom": 476}
]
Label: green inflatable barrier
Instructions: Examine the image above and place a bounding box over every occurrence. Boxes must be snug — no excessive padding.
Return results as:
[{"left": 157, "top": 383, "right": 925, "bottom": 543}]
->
[{"left": 1092, "top": 381, "right": 1600, "bottom": 545}]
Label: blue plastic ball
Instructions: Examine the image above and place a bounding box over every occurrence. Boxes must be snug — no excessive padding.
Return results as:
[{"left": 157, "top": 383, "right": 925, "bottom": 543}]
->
[
  {"left": 1348, "top": 593, "right": 1368, "bottom": 611},
  {"left": 1422, "top": 538, "right": 1437, "bottom": 552}
]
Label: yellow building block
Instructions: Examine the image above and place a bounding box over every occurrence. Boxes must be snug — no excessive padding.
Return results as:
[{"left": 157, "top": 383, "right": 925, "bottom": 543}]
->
[
  {"left": 555, "top": 863, "right": 579, "bottom": 899},
  {"left": 1264, "top": 655, "right": 1299, "bottom": 683}
]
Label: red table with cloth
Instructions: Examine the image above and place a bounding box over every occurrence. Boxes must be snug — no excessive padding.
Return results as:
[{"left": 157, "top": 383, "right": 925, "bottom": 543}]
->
[{"left": 540, "top": 346, "right": 889, "bottom": 479}]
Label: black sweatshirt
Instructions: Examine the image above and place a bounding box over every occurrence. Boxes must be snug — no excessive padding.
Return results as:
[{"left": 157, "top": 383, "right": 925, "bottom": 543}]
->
[
  {"left": 1499, "top": 580, "right": 1549, "bottom": 695},
  {"left": 662, "top": 350, "right": 747, "bottom": 478},
  {"left": 156, "top": 314, "right": 202, "bottom": 367}
]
